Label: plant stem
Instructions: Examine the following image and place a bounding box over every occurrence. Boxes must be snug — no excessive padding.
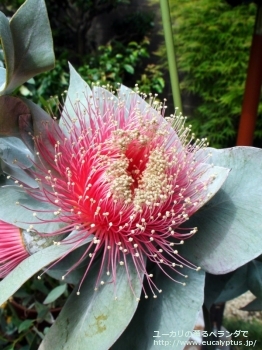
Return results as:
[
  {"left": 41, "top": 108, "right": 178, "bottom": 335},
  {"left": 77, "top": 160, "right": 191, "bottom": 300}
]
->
[
  {"left": 159, "top": 0, "right": 183, "bottom": 114},
  {"left": 202, "top": 304, "right": 215, "bottom": 350}
]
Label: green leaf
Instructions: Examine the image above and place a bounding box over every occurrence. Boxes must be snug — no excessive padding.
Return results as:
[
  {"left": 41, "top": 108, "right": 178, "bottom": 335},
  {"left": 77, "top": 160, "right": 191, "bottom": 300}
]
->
[
  {"left": 180, "top": 147, "right": 262, "bottom": 274},
  {"left": 39, "top": 258, "right": 142, "bottom": 350},
  {"left": 3, "top": 0, "right": 55, "bottom": 94},
  {"left": 124, "top": 64, "right": 134, "bottom": 74},
  {"left": 19, "top": 85, "right": 32, "bottom": 97},
  {"left": 247, "top": 260, "right": 262, "bottom": 299},
  {"left": 112, "top": 268, "right": 205, "bottom": 350},
  {"left": 0, "top": 241, "right": 87, "bottom": 306},
  {"left": 18, "top": 319, "right": 34, "bottom": 333},
  {"left": 34, "top": 301, "right": 50, "bottom": 322},
  {"left": 43, "top": 284, "right": 67, "bottom": 304},
  {"left": 204, "top": 266, "right": 248, "bottom": 310},
  {"left": 2, "top": 345, "right": 15, "bottom": 350}
]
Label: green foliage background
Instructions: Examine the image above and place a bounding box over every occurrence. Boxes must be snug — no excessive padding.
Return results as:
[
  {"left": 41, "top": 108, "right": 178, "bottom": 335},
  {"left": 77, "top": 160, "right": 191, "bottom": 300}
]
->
[
  {"left": 0, "top": 0, "right": 164, "bottom": 109},
  {"left": 168, "top": 0, "right": 262, "bottom": 148}
]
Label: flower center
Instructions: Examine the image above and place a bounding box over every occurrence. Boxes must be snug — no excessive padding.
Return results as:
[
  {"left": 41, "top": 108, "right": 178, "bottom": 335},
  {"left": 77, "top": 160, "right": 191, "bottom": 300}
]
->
[
  {"left": 133, "top": 147, "right": 170, "bottom": 210},
  {"left": 106, "top": 141, "right": 171, "bottom": 210}
]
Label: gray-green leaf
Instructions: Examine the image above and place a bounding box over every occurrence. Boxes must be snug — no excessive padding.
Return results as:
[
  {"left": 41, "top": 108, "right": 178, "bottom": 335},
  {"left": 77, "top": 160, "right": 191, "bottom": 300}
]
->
[
  {"left": 0, "top": 186, "right": 64, "bottom": 233},
  {"left": 43, "top": 284, "right": 67, "bottom": 305},
  {"left": 18, "top": 319, "right": 35, "bottom": 333},
  {"left": 180, "top": 147, "right": 262, "bottom": 274},
  {"left": 204, "top": 266, "right": 248, "bottom": 310},
  {"left": 0, "top": 0, "right": 55, "bottom": 95},
  {"left": 247, "top": 260, "right": 262, "bottom": 299},
  {"left": 112, "top": 268, "right": 205, "bottom": 350},
  {"left": 39, "top": 258, "right": 142, "bottom": 350}
]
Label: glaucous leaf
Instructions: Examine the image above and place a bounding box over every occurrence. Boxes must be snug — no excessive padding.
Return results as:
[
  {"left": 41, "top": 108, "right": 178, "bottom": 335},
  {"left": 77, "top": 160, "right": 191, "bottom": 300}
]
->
[
  {"left": 0, "top": 186, "right": 64, "bottom": 233},
  {"left": 60, "top": 63, "right": 93, "bottom": 136},
  {"left": 0, "top": 161, "right": 37, "bottom": 188},
  {"left": 46, "top": 243, "right": 94, "bottom": 284},
  {"left": 2, "top": 0, "right": 55, "bottom": 94},
  {"left": 0, "top": 136, "right": 33, "bottom": 168},
  {"left": 180, "top": 147, "right": 262, "bottom": 274},
  {"left": 196, "top": 164, "right": 230, "bottom": 210},
  {"left": 47, "top": 265, "right": 87, "bottom": 285},
  {"left": 204, "top": 266, "right": 248, "bottom": 310},
  {"left": 39, "top": 258, "right": 142, "bottom": 350},
  {"left": 112, "top": 267, "right": 205, "bottom": 350},
  {"left": 247, "top": 260, "right": 262, "bottom": 299},
  {"left": 0, "top": 12, "right": 14, "bottom": 90}
]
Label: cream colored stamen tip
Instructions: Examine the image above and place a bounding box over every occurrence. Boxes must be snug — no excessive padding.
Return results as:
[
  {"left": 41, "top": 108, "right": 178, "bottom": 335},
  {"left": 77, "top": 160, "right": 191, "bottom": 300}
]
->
[
  {"left": 196, "top": 266, "right": 201, "bottom": 271},
  {"left": 62, "top": 276, "right": 65, "bottom": 280},
  {"left": 145, "top": 295, "right": 148, "bottom": 299},
  {"left": 37, "top": 276, "right": 41, "bottom": 280},
  {"left": 182, "top": 283, "right": 186, "bottom": 286},
  {"left": 76, "top": 291, "right": 80, "bottom": 295},
  {"left": 153, "top": 295, "right": 157, "bottom": 299},
  {"left": 136, "top": 298, "right": 140, "bottom": 302},
  {"left": 101, "top": 281, "right": 105, "bottom": 285}
]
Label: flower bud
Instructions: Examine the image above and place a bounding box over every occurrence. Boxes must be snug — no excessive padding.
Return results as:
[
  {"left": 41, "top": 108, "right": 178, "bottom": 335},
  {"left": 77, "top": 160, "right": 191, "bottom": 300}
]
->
[{"left": 0, "top": 220, "right": 53, "bottom": 278}]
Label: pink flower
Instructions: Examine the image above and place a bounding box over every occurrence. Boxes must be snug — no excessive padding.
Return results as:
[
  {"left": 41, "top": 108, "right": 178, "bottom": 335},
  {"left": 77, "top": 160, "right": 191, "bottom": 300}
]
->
[
  {"left": 0, "top": 220, "right": 29, "bottom": 278},
  {"left": 17, "top": 85, "right": 212, "bottom": 297}
]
